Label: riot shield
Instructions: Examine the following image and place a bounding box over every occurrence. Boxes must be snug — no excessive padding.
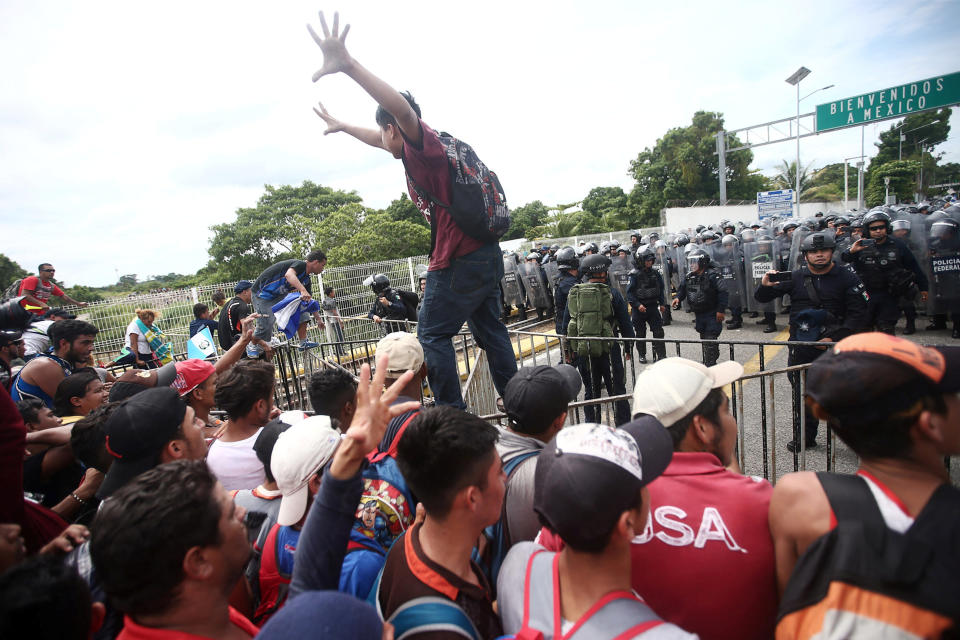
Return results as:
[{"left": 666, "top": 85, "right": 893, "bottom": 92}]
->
[
  {"left": 608, "top": 254, "right": 633, "bottom": 299},
  {"left": 653, "top": 241, "right": 672, "bottom": 303},
  {"left": 520, "top": 261, "right": 551, "bottom": 310},
  {"left": 543, "top": 260, "right": 559, "bottom": 291},
  {"left": 743, "top": 240, "right": 776, "bottom": 314},
  {"left": 928, "top": 222, "right": 960, "bottom": 315},
  {"left": 714, "top": 245, "right": 745, "bottom": 310},
  {"left": 670, "top": 245, "right": 686, "bottom": 291},
  {"left": 501, "top": 255, "right": 525, "bottom": 308},
  {"left": 787, "top": 228, "right": 812, "bottom": 272}
]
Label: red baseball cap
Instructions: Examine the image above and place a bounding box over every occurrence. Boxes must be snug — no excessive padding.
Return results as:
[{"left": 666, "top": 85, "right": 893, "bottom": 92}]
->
[{"left": 171, "top": 359, "right": 216, "bottom": 397}]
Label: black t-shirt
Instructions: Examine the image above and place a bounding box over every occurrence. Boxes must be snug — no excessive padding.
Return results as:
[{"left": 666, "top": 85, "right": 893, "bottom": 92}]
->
[
  {"left": 253, "top": 259, "right": 308, "bottom": 299},
  {"left": 218, "top": 296, "right": 251, "bottom": 350}
]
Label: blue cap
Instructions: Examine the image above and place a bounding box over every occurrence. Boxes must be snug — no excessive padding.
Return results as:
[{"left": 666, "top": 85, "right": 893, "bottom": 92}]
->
[
  {"left": 234, "top": 280, "right": 253, "bottom": 294},
  {"left": 257, "top": 591, "right": 384, "bottom": 639}
]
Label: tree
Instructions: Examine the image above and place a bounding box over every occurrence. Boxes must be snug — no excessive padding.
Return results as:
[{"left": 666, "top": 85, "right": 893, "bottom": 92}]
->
[
  {"left": 505, "top": 201, "right": 550, "bottom": 240},
  {"left": 802, "top": 162, "right": 857, "bottom": 203},
  {"left": 0, "top": 254, "right": 28, "bottom": 289},
  {"left": 872, "top": 108, "right": 951, "bottom": 167},
  {"left": 382, "top": 193, "right": 428, "bottom": 228},
  {"left": 117, "top": 274, "right": 138, "bottom": 287},
  {"left": 628, "top": 111, "right": 766, "bottom": 221},
  {"left": 771, "top": 160, "right": 815, "bottom": 200},
  {"left": 864, "top": 160, "right": 921, "bottom": 207},
  {"left": 208, "top": 181, "right": 368, "bottom": 280},
  {"left": 326, "top": 213, "right": 430, "bottom": 266},
  {"left": 64, "top": 285, "right": 104, "bottom": 303}
]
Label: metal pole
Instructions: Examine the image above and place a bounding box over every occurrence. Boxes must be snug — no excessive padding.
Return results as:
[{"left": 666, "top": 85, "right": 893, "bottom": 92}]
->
[
  {"left": 857, "top": 161, "right": 865, "bottom": 210},
  {"left": 717, "top": 131, "right": 727, "bottom": 204},
  {"left": 844, "top": 162, "right": 849, "bottom": 210},
  {"left": 796, "top": 81, "right": 801, "bottom": 216}
]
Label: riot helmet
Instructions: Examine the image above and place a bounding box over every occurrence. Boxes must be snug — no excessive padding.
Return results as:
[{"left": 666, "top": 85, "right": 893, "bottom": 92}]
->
[
  {"left": 891, "top": 218, "right": 911, "bottom": 233},
  {"left": 617, "top": 246, "right": 631, "bottom": 256},
  {"left": 862, "top": 211, "right": 892, "bottom": 233},
  {"left": 526, "top": 251, "right": 541, "bottom": 261},
  {"left": 701, "top": 231, "right": 719, "bottom": 244},
  {"left": 369, "top": 274, "right": 391, "bottom": 294},
  {"left": 740, "top": 228, "right": 756, "bottom": 243},
  {"left": 609, "top": 239, "right": 621, "bottom": 250},
  {"left": 599, "top": 241, "right": 612, "bottom": 255},
  {"left": 549, "top": 244, "right": 560, "bottom": 254},
  {"left": 555, "top": 247, "right": 579, "bottom": 270},
  {"left": 687, "top": 249, "right": 710, "bottom": 274},
  {"left": 635, "top": 248, "right": 655, "bottom": 269},
  {"left": 583, "top": 242, "right": 599, "bottom": 255},
  {"left": 647, "top": 232, "right": 660, "bottom": 243},
  {"left": 675, "top": 233, "right": 690, "bottom": 247},
  {"left": 800, "top": 232, "right": 837, "bottom": 252},
  {"left": 931, "top": 219, "right": 960, "bottom": 242},
  {"left": 721, "top": 234, "right": 739, "bottom": 248},
  {"left": 580, "top": 254, "right": 612, "bottom": 276}
]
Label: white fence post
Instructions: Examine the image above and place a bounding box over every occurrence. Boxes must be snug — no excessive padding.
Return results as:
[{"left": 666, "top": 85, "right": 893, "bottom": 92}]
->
[
  {"left": 190, "top": 287, "right": 199, "bottom": 304},
  {"left": 407, "top": 257, "right": 416, "bottom": 291}
]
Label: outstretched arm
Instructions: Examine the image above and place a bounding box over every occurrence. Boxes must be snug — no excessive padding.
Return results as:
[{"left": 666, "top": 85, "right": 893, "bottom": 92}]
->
[
  {"left": 307, "top": 11, "right": 421, "bottom": 145},
  {"left": 313, "top": 102, "right": 385, "bottom": 150}
]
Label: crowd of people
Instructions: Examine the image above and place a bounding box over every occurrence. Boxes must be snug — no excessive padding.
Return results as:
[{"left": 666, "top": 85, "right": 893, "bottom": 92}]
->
[{"left": 1, "top": 10, "right": 958, "bottom": 638}]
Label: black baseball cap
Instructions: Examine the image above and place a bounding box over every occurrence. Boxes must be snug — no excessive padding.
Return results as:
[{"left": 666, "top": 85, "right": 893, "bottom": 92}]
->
[
  {"left": 235, "top": 280, "right": 254, "bottom": 294},
  {"left": 99, "top": 387, "right": 187, "bottom": 498},
  {"left": 503, "top": 365, "right": 582, "bottom": 434},
  {"left": 806, "top": 333, "right": 960, "bottom": 427},
  {"left": 533, "top": 421, "right": 672, "bottom": 550}
]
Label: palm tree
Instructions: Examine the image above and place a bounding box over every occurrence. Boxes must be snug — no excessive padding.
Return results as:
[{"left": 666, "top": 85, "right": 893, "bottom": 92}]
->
[{"left": 772, "top": 160, "right": 813, "bottom": 199}]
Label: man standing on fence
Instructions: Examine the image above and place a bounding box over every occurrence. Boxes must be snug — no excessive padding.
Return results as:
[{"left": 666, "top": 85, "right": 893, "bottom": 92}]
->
[
  {"left": 249, "top": 251, "right": 326, "bottom": 358},
  {"left": 755, "top": 232, "right": 869, "bottom": 453},
  {"left": 16, "top": 264, "right": 87, "bottom": 315},
  {"left": 307, "top": 12, "right": 517, "bottom": 409}
]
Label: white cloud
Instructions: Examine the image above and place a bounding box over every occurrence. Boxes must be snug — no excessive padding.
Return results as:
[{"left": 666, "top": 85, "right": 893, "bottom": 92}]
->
[{"left": 1, "top": 0, "right": 957, "bottom": 285}]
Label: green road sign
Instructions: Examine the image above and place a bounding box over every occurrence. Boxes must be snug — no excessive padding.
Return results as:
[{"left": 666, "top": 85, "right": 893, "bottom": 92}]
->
[{"left": 816, "top": 71, "right": 960, "bottom": 132}]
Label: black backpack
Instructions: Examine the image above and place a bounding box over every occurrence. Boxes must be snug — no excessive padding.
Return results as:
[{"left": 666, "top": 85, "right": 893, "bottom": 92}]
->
[
  {"left": 405, "top": 133, "right": 510, "bottom": 252},
  {"left": 777, "top": 472, "right": 960, "bottom": 637},
  {"left": 394, "top": 289, "right": 420, "bottom": 322}
]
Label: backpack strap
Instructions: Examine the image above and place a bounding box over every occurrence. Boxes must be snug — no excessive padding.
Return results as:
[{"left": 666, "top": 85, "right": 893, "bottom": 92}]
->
[
  {"left": 386, "top": 596, "right": 481, "bottom": 640},
  {"left": 803, "top": 274, "right": 823, "bottom": 309},
  {"left": 565, "top": 592, "right": 662, "bottom": 640},
  {"left": 368, "top": 410, "right": 421, "bottom": 463},
  {"left": 481, "top": 449, "right": 542, "bottom": 583}
]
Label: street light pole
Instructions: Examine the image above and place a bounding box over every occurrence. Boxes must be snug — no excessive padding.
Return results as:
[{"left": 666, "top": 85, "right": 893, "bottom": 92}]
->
[{"left": 786, "top": 67, "right": 811, "bottom": 217}]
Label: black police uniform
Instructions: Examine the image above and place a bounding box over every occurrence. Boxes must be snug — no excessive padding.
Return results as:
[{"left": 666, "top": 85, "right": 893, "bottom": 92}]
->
[
  {"left": 676, "top": 268, "right": 727, "bottom": 367},
  {"left": 627, "top": 266, "right": 666, "bottom": 362},
  {"left": 756, "top": 263, "right": 869, "bottom": 447},
  {"left": 841, "top": 236, "right": 927, "bottom": 335},
  {"left": 367, "top": 289, "right": 407, "bottom": 336},
  {"left": 554, "top": 271, "right": 579, "bottom": 335}
]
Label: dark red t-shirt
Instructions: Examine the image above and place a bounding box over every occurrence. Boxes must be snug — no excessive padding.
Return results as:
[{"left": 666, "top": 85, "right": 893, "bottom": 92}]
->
[{"left": 402, "top": 121, "right": 483, "bottom": 271}]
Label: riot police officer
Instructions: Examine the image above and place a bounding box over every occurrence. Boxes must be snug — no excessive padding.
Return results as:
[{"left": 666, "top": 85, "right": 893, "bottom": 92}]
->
[
  {"left": 366, "top": 273, "right": 408, "bottom": 335},
  {"left": 627, "top": 248, "right": 666, "bottom": 363},
  {"left": 928, "top": 218, "right": 960, "bottom": 338},
  {"left": 562, "top": 254, "right": 634, "bottom": 425},
  {"left": 755, "top": 232, "right": 870, "bottom": 453},
  {"left": 673, "top": 249, "right": 727, "bottom": 366},
  {"left": 553, "top": 247, "right": 580, "bottom": 336},
  {"left": 841, "top": 211, "right": 928, "bottom": 334}
]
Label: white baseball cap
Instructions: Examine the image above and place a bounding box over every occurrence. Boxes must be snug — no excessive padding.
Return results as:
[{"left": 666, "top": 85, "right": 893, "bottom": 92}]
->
[
  {"left": 272, "top": 415, "right": 341, "bottom": 526},
  {"left": 376, "top": 332, "right": 424, "bottom": 376},
  {"left": 631, "top": 358, "right": 744, "bottom": 426}
]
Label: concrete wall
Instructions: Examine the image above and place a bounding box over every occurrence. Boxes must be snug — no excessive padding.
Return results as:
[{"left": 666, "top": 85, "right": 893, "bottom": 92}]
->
[{"left": 663, "top": 201, "right": 847, "bottom": 231}]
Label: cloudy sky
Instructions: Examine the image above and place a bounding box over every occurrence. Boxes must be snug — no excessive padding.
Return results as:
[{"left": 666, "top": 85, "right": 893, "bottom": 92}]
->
[{"left": 2, "top": 0, "right": 958, "bottom": 286}]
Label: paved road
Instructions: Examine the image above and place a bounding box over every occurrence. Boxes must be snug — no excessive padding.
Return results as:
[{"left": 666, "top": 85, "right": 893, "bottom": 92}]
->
[{"left": 511, "top": 310, "right": 960, "bottom": 485}]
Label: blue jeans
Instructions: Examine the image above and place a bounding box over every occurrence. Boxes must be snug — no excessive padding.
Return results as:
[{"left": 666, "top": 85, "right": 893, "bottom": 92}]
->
[
  {"left": 417, "top": 244, "right": 518, "bottom": 409},
  {"left": 250, "top": 294, "right": 279, "bottom": 355}
]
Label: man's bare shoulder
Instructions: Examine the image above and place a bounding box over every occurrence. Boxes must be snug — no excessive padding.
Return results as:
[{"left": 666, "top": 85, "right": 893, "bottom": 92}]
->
[{"left": 769, "top": 471, "right": 831, "bottom": 540}]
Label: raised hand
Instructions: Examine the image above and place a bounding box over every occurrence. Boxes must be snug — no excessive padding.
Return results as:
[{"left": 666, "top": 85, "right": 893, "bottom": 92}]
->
[
  {"left": 307, "top": 11, "right": 353, "bottom": 82},
  {"left": 345, "top": 358, "right": 418, "bottom": 454},
  {"left": 313, "top": 102, "right": 346, "bottom": 135}
]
